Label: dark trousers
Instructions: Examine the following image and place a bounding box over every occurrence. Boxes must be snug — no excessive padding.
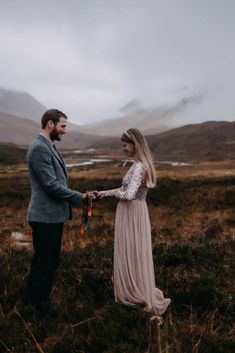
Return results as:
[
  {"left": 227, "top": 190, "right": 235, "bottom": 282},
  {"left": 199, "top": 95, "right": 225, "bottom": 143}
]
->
[{"left": 23, "top": 222, "right": 64, "bottom": 306}]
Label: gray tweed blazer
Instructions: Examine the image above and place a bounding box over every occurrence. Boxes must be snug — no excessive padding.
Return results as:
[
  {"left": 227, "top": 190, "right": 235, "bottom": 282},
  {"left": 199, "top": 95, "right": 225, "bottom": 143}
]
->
[{"left": 26, "top": 134, "right": 83, "bottom": 223}]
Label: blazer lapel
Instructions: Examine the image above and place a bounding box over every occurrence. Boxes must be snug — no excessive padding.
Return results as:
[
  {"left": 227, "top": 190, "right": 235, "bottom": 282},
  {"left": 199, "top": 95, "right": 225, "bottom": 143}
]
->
[
  {"left": 38, "top": 135, "right": 68, "bottom": 178},
  {"left": 50, "top": 144, "right": 68, "bottom": 178}
]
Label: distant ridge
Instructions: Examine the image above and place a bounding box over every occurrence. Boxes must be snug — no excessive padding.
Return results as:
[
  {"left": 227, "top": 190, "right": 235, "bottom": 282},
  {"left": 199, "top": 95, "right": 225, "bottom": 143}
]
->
[
  {"left": 148, "top": 120, "right": 235, "bottom": 162},
  {"left": 88, "top": 121, "right": 235, "bottom": 162},
  {"left": 0, "top": 87, "right": 100, "bottom": 148},
  {"left": 79, "top": 95, "right": 202, "bottom": 136},
  {"left": 0, "top": 110, "right": 40, "bottom": 145},
  {"left": 0, "top": 87, "right": 234, "bottom": 162},
  {"left": 0, "top": 88, "right": 46, "bottom": 121},
  {"left": 1, "top": 119, "right": 235, "bottom": 163},
  {"left": 0, "top": 110, "right": 103, "bottom": 149},
  {"left": 0, "top": 87, "right": 82, "bottom": 133}
]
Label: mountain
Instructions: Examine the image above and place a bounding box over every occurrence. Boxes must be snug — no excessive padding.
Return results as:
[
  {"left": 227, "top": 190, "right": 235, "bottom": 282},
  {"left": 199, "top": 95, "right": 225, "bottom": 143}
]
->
[
  {"left": 0, "top": 110, "right": 102, "bottom": 149},
  {"left": 0, "top": 111, "right": 40, "bottom": 145},
  {"left": 148, "top": 120, "right": 235, "bottom": 162},
  {"left": 79, "top": 95, "right": 202, "bottom": 136},
  {"left": 1, "top": 88, "right": 234, "bottom": 162},
  {"left": 88, "top": 121, "right": 235, "bottom": 162},
  {"left": 0, "top": 88, "right": 46, "bottom": 121},
  {"left": 1, "top": 119, "right": 235, "bottom": 162},
  {"left": 0, "top": 87, "right": 82, "bottom": 132},
  {"left": 0, "top": 87, "right": 102, "bottom": 148}
]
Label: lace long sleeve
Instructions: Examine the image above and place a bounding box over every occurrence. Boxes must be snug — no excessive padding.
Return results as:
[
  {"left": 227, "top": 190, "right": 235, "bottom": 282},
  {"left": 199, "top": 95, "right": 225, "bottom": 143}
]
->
[{"left": 99, "top": 162, "right": 146, "bottom": 201}]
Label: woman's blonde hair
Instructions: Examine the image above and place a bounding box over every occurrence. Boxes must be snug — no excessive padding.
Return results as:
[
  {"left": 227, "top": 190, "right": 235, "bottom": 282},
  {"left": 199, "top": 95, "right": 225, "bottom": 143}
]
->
[{"left": 121, "top": 128, "right": 156, "bottom": 188}]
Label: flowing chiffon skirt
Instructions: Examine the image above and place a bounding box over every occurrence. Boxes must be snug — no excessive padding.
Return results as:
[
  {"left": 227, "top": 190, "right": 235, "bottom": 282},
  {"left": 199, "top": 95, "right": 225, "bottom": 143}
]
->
[{"left": 113, "top": 200, "right": 171, "bottom": 315}]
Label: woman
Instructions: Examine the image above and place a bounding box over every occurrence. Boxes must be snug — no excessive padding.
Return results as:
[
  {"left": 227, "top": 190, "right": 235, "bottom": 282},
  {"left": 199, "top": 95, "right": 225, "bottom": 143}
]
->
[{"left": 95, "top": 128, "right": 170, "bottom": 316}]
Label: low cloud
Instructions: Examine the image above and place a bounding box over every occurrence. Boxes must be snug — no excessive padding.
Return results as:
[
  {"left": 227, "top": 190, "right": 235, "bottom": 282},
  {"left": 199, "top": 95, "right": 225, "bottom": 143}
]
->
[{"left": 0, "top": 0, "right": 234, "bottom": 124}]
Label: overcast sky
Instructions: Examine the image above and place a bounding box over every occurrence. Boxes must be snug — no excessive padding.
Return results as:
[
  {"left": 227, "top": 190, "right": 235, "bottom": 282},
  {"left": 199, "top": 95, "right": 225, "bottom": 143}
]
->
[{"left": 0, "top": 0, "right": 234, "bottom": 124}]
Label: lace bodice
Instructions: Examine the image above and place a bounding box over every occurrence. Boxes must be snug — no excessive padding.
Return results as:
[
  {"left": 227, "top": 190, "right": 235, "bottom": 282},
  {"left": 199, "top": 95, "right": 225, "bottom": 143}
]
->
[{"left": 99, "top": 161, "right": 148, "bottom": 201}]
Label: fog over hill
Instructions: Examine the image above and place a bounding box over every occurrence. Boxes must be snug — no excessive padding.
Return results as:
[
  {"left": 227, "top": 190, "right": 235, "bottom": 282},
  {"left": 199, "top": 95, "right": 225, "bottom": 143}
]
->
[
  {"left": 0, "top": 87, "right": 203, "bottom": 137},
  {"left": 0, "top": 110, "right": 40, "bottom": 145},
  {"left": 1, "top": 116, "right": 235, "bottom": 162},
  {"left": 79, "top": 94, "right": 203, "bottom": 136},
  {"left": 0, "top": 87, "right": 203, "bottom": 139},
  {"left": 1, "top": 88, "right": 235, "bottom": 162},
  {"left": 0, "top": 88, "right": 82, "bottom": 132},
  {"left": 0, "top": 86, "right": 96, "bottom": 148},
  {"left": 0, "top": 110, "right": 102, "bottom": 149},
  {"left": 0, "top": 88, "right": 46, "bottom": 121}
]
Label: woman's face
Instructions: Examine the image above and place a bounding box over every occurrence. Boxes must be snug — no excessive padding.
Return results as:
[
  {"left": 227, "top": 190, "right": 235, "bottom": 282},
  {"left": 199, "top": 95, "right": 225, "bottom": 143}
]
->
[{"left": 122, "top": 142, "right": 135, "bottom": 157}]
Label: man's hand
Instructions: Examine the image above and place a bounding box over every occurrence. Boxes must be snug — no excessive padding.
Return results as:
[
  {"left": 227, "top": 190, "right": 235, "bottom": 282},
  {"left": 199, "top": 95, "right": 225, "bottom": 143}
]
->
[
  {"left": 92, "top": 190, "right": 100, "bottom": 200},
  {"left": 82, "top": 192, "right": 87, "bottom": 199}
]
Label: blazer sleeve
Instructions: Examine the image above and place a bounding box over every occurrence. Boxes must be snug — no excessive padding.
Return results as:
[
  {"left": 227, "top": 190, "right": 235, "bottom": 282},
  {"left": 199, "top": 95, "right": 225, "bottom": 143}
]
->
[{"left": 28, "top": 145, "right": 83, "bottom": 206}]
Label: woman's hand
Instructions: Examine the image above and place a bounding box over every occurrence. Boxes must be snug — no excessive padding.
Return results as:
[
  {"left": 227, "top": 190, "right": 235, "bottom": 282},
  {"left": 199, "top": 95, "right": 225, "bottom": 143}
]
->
[{"left": 82, "top": 192, "right": 87, "bottom": 199}]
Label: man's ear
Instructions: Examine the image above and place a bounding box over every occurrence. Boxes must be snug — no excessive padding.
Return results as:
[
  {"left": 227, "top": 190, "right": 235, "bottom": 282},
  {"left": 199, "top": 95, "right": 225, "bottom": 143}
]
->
[{"left": 47, "top": 120, "right": 55, "bottom": 129}]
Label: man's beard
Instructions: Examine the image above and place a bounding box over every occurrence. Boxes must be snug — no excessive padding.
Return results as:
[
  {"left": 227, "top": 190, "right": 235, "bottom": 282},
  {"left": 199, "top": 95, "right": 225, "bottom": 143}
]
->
[{"left": 50, "top": 128, "right": 61, "bottom": 141}]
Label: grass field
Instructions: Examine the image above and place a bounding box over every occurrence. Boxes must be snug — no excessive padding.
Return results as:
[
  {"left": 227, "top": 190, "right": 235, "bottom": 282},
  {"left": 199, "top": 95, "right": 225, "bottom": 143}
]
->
[{"left": 0, "top": 160, "right": 234, "bottom": 352}]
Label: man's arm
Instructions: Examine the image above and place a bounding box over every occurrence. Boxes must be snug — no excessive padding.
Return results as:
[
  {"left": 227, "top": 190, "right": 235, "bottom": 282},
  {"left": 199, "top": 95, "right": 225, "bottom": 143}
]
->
[{"left": 28, "top": 145, "right": 83, "bottom": 206}]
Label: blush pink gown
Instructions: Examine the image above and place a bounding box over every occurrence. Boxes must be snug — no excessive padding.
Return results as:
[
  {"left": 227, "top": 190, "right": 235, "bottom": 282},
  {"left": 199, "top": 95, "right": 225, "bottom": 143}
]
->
[{"left": 99, "top": 161, "right": 171, "bottom": 315}]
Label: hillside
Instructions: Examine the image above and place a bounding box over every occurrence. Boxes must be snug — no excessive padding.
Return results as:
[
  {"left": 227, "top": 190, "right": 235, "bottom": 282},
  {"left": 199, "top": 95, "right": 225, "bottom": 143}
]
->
[
  {"left": 0, "top": 164, "right": 234, "bottom": 352},
  {"left": 0, "top": 87, "right": 83, "bottom": 131},
  {"left": 88, "top": 121, "right": 235, "bottom": 162},
  {"left": 1, "top": 116, "right": 235, "bottom": 162},
  {"left": 79, "top": 95, "right": 202, "bottom": 136},
  {"left": 0, "top": 142, "right": 27, "bottom": 164},
  {"left": 0, "top": 110, "right": 102, "bottom": 150},
  {"left": 0, "top": 88, "right": 46, "bottom": 121},
  {"left": 148, "top": 121, "right": 235, "bottom": 162},
  {"left": 0, "top": 85, "right": 234, "bottom": 162},
  {"left": 0, "top": 111, "right": 40, "bottom": 145}
]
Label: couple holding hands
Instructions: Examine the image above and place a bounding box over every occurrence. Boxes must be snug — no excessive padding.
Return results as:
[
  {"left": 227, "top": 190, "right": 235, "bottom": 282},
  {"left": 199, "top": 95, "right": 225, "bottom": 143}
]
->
[{"left": 23, "top": 109, "right": 170, "bottom": 317}]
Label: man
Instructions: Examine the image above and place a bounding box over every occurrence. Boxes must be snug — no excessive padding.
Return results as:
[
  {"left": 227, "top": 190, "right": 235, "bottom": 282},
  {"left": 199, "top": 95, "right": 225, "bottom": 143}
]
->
[{"left": 23, "top": 109, "right": 86, "bottom": 311}]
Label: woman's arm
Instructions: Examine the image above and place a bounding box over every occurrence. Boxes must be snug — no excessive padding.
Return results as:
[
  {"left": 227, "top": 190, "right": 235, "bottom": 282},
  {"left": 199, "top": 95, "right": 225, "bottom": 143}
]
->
[{"left": 98, "top": 163, "right": 146, "bottom": 201}]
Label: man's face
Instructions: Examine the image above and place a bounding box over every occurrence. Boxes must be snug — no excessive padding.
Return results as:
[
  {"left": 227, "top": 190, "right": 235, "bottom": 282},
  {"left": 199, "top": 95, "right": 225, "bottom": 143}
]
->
[{"left": 49, "top": 117, "right": 67, "bottom": 141}]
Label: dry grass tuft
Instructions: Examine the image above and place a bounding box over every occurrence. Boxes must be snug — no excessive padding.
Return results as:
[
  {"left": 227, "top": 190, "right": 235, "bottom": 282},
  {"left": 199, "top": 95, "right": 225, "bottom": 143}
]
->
[{"left": 0, "top": 161, "right": 235, "bottom": 352}]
